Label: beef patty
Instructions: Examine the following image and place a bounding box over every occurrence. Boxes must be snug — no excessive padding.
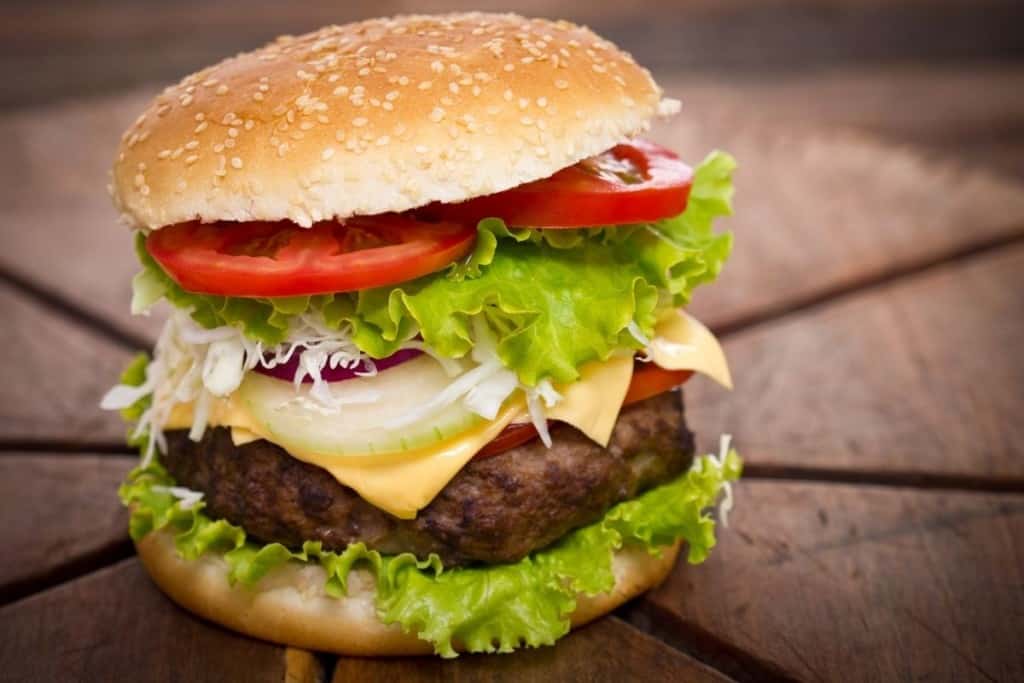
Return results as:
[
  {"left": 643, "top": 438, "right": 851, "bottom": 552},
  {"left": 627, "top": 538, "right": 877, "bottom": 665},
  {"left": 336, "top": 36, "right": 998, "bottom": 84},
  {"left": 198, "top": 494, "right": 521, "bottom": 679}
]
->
[{"left": 161, "top": 390, "right": 694, "bottom": 565}]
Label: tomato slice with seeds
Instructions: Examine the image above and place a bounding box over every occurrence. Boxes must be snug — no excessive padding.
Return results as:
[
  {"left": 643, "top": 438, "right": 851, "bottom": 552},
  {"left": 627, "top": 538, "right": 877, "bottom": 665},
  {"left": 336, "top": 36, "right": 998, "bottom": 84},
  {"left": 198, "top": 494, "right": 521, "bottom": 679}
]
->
[
  {"left": 424, "top": 140, "right": 692, "bottom": 228},
  {"left": 475, "top": 364, "right": 695, "bottom": 459},
  {"left": 146, "top": 215, "right": 476, "bottom": 297}
]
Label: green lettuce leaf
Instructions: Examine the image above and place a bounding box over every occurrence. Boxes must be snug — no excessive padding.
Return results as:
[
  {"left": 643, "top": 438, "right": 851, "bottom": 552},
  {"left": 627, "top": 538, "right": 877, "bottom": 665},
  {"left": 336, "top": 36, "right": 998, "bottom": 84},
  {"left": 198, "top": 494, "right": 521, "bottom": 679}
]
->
[
  {"left": 121, "top": 450, "right": 740, "bottom": 657},
  {"left": 132, "top": 151, "right": 736, "bottom": 384}
]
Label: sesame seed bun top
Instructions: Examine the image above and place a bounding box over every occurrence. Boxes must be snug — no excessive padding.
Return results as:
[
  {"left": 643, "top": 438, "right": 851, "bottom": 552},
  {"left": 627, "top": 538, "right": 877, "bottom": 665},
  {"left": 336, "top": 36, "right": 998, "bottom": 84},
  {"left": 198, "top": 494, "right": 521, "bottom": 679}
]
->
[{"left": 111, "top": 12, "right": 678, "bottom": 230}]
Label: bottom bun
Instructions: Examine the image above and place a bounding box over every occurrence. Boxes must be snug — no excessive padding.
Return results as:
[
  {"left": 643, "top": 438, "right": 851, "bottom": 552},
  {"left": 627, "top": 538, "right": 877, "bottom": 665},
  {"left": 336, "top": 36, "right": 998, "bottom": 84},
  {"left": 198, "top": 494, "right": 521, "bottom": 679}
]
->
[{"left": 136, "top": 530, "right": 681, "bottom": 656}]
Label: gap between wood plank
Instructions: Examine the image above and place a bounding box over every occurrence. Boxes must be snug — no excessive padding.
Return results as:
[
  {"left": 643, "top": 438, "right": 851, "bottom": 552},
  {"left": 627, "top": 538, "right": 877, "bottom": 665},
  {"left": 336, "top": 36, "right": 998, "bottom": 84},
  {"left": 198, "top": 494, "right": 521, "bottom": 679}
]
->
[
  {"left": 742, "top": 463, "right": 1024, "bottom": 494},
  {"left": 709, "top": 227, "right": 1024, "bottom": 338},
  {"left": 0, "top": 537, "right": 135, "bottom": 608},
  {"left": 0, "top": 266, "right": 150, "bottom": 351},
  {"left": 616, "top": 601, "right": 798, "bottom": 683},
  {"left": 0, "top": 439, "right": 135, "bottom": 455}
]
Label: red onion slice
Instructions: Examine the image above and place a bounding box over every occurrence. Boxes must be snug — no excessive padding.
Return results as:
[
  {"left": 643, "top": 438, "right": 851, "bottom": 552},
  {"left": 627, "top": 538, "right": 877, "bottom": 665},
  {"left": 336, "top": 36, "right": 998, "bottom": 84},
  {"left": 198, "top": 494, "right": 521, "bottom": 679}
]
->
[{"left": 254, "top": 348, "right": 422, "bottom": 383}]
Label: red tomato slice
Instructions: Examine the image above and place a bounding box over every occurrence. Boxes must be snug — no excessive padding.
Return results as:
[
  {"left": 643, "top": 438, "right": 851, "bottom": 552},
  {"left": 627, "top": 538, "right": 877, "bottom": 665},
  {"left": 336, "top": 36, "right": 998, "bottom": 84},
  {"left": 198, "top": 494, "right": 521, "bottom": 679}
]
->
[
  {"left": 475, "top": 364, "right": 694, "bottom": 459},
  {"left": 146, "top": 216, "right": 476, "bottom": 297},
  {"left": 424, "top": 140, "right": 692, "bottom": 228}
]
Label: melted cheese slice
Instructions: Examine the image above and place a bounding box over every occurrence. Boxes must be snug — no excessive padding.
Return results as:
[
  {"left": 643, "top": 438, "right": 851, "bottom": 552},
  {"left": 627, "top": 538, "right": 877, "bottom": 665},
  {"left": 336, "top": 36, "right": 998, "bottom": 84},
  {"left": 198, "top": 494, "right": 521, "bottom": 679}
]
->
[
  {"left": 650, "top": 309, "right": 733, "bottom": 389},
  {"left": 548, "top": 355, "right": 633, "bottom": 446},
  {"left": 164, "top": 309, "right": 729, "bottom": 518}
]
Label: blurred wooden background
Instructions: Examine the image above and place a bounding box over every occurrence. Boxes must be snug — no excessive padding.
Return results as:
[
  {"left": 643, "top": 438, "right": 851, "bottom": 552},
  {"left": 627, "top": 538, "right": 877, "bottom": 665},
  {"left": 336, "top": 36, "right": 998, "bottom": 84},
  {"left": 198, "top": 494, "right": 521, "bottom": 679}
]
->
[
  {"left": 1, "top": 3, "right": 1023, "bottom": 682},
  {"left": 6, "top": 0, "right": 1024, "bottom": 177}
]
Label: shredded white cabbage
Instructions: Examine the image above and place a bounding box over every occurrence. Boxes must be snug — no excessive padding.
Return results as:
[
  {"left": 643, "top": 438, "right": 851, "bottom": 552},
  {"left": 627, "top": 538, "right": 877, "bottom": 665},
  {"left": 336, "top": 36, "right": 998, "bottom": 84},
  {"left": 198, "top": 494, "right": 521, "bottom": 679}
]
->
[
  {"left": 101, "top": 309, "right": 381, "bottom": 465},
  {"left": 699, "top": 433, "right": 735, "bottom": 527},
  {"left": 151, "top": 484, "right": 204, "bottom": 509}
]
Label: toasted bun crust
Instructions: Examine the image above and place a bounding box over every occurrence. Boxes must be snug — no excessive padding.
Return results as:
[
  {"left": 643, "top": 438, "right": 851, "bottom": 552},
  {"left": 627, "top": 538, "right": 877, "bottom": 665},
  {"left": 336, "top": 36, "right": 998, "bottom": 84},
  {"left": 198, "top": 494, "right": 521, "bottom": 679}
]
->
[
  {"left": 136, "top": 529, "right": 680, "bottom": 656},
  {"left": 111, "top": 13, "right": 677, "bottom": 230}
]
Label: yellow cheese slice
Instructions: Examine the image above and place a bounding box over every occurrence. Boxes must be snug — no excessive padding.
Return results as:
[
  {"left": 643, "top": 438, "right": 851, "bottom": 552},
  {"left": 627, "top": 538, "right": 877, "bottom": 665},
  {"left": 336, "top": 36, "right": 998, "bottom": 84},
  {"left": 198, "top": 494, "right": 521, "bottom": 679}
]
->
[
  {"left": 548, "top": 354, "right": 633, "bottom": 446},
  {"left": 649, "top": 309, "right": 733, "bottom": 389},
  {"left": 312, "top": 403, "right": 521, "bottom": 519}
]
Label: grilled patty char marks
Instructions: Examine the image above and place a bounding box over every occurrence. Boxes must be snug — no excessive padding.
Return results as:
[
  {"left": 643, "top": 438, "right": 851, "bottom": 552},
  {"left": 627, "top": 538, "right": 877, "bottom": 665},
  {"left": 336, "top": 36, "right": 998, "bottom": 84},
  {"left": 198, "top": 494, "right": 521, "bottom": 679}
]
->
[{"left": 161, "top": 390, "right": 695, "bottom": 565}]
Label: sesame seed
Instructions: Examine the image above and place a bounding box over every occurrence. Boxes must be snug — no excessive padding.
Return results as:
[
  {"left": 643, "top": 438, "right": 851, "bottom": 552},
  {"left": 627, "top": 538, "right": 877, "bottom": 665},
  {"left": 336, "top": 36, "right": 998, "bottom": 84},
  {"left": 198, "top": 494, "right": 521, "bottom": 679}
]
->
[
  {"left": 228, "top": 128, "right": 240, "bottom": 138},
  {"left": 333, "top": 85, "right": 349, "bottom": 96},
  {"left": 322, "top": 148, "right": 335, "bottom": 160},
  {"left": 415, "top": 144, "right": 429, "bottom": 154},
  {"left": 216, "top": 85, "right": 229, "bottom": 95},
  {"left": 299, "top": 121, "right": 314, "bottom": 131},
  {"left": 253, "top": 92, "right": 265, "bottom": 101},
  {"left": 185, "top": 140, "right": 199, "bottom": 150},
  {"left": 231, "top": 157, "right": 243, "bottom": 169},
  {"left": 352, "top": 117, "right": 368, "bottom": 127},
  {"left": 449, "top": 82, "right": 459, "bottom": 94},
  {"left": 184, "top": 154, "right": 199, "bottom": 165},
  {"left": 278, "top": 143, "right": 289, "bottom": 157},
  {"left": 429, "top": 107, "right": 445, "bottom": 122},
  {"left": 555, "top": 79, "right": 569, "bottom": 90},
  {"left": 418, "top": 81, "right": 433, "bottom": 90},
  {"left": 158, "top": 149, "right": 172, "bottom": 159},
  {"left": 194, "top": 112, "right": 205, "bottom": 122},
  {"left": 376, "top": 135, "right": 390, "bottom": 146}
]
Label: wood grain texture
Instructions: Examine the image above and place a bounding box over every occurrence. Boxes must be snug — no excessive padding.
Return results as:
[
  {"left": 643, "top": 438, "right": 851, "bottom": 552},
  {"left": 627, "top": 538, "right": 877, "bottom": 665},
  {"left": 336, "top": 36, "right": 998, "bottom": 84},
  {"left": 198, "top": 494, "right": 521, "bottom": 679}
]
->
[
  {"left": 628, "top": 480, "right": 1024, "bottom": 682},
  {"left": 331, "top": 616, "right": 731, "bottom": 682},
  {"left": 5, "top": 0, "right": 1021, "bottom": 108},
  {"left": 687, "top": 244, "right": 1024, "bottom": 478},
  {"left": 0, "top": 282, "right": 135, "bottom": 446},
  {"left": 0, "top": 455, "right": 133, "bottom": 604},
  {"left": 663, "top": 65, "right": 1024, "bottom": 155},
  {"left": 4, "top": 76, "right": 1024, "bottom": 346},
  {"left": 0, "top": 558, "right": 296, "bottom": 683},
  {"left": 655, "top": 120, "right": 1024, "bottom": 331}
]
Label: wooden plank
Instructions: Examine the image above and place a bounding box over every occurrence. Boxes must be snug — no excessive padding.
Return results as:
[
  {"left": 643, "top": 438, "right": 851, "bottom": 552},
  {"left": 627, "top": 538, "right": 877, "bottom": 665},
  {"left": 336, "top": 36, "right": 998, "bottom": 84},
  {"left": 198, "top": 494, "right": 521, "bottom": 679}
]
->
[
  {"left": 654, "top": 119, "right": 1024, "bottom": 331},
  {"left": 628, "top": 480, "right": 1024, "bottom": 682},
  {"left": 4, "top": 1, "right": 1021, "bottom": 108},
  {"left": 0, "top": 558, "right": 299, "bottom": 682},
  {"left": 0, "top": 282, "right": 136, "bottom": 446},
  {"left": 0, "top": 89, "right": 163, "bottom": 343},
  {"left": 0, "top": 454, "right": 133, "bottom": 604},
  {"left": 687, "top": 244, "right": 1024, "bottom": 478},
  {"left": 4, "top": 79, "right": 1024, "bottom": 344},
  {"left": 331, "top": 616, "right": 731, "bottom": 682},
  {"left": 662, "top": 64, "right": 1024, "bottom": 156}
]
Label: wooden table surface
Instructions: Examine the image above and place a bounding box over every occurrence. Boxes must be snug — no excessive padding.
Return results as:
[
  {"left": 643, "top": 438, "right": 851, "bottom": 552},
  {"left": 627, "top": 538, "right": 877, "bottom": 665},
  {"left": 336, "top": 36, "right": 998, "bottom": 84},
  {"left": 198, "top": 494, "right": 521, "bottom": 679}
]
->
[{"left": 2, "top": 2, "right": 1023, "bottom": 681}]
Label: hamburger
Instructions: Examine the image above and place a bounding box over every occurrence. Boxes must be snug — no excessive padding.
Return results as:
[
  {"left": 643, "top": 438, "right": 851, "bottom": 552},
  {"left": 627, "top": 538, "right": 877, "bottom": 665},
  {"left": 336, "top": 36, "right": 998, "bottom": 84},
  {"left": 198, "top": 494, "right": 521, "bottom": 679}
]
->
[{"left": 102, "top": 12, "right": 740, "bottom": 657}]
